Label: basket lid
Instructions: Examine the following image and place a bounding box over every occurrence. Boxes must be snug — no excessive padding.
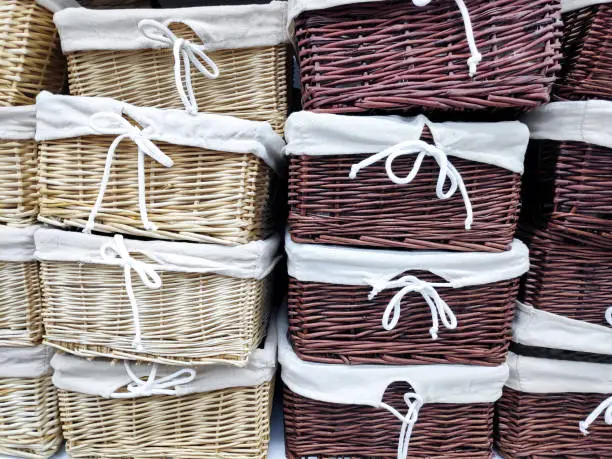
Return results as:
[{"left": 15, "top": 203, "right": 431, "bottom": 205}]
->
[
  {"left": 0, "top": 345, "right": 54, "bottom": 379},
  {"left": 0, "top": 106, "right": 36, "bottom": 140},
  {"left": 36, "top": 0, "right": 81, "bottom": 13},
  {"left": 562, "top": 0, "right": 611, "bottom": 12},
  {"left": 0, "top": 225, "right": 38, "bottom": 262}
]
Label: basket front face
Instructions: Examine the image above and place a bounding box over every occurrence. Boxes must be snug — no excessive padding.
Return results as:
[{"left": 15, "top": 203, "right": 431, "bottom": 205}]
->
[
  {"left": 0, "top": 261, "right": 43, "bottom": 347},
  {"left": 38, "top": 136, "right": 273, "bottom": 245},
  {"left": 59, "top": 381, "right": 273, "bottom": 459},
  {"left": 41, "top": 261, "right": 268, "bottom": 365},
  {"left": 0, "top": 1, "right": 66, "bottom": 106},
  {"left": 284, "top": 384, "right": 493, "bottom": 458},
  {"left": 289, "top": 153, "right": 521, "bottom": 252},
  {"left": 289, "top": 275, "right": 518, "bottom": 366},
  {"left": 496, "top": 387, "right": 612, "bottom": 458},
  {"left": 0, "top": 140, "right": 38, "bottom": 227},
  {"left": 0, "top": 375, "right": 62, "bottom": 459},
  {"left": 295, "top": 0, "right": 562, "bottom": 114}
]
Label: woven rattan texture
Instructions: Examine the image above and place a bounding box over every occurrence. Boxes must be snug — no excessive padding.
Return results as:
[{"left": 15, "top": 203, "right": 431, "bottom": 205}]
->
[
  {"left": 0, "top": 262, "right": 43, "bottom": 347},
  {"left": 284, "top": 383, "right": 494, "bottom": 458},
  {"left": 295, "top": 0, "right": 562, "bottom": 115},
  {"left": 0, "top": 375, "right": 62, "bottom": 459},
  {"left": 0, "top": 1, "right": 65, "bottom": 106},
  {"left": 0, "top": 140, "right": 38, "bottom": 227},
  {"left": 554, "top": 4, "right": 612, "bottom": 101},
  {"left": 38, "top": 135, "right": 273, "bottom": 245},
  {"left": 289, "top": 153, "right": 521, "bottom": 252},
  {"left": 77, "top": 0, "right": 151, "bottom": 7},
  {"left": 58, "top": 381, "right": 273, "bottom": 458},
  {"left": 41, "top": 261, "right": 268, "bottom": 365},
  {"left": 496, "top": 387, "right": 612, "bottom": 458}
]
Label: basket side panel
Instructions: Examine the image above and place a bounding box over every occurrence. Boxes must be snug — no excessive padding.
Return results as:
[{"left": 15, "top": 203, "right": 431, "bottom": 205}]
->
[{"left": 0, "top": 140, "right": 38, "bottom": 226}]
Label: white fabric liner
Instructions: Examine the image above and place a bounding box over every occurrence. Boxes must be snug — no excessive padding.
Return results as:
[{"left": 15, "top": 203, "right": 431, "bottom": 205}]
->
[
  {"left": 506, "top": 352, "right": 612, "bottom": 394},
  {"left": 35, "top": 92, "right": 286, "bottom": 174},
  {"left": 54, "top": 1, "right": 288, "bottom": 53},
  {"left": 0, "top": 346, "right": 54, "bottom": 379},
  {"left": 0, "top": 106, "right": 36, "bottom": 140},
  {"left": 0, "top": 225, "right": 38, "bottom": 262},
  {"left": 284, "top": 112, "right": 529, "bottom": 174},
  {"left": 561, "top": 0, "right": 611, "bottom": 12},
  {"left": 513, "top": 302, "right": 612, "bottom": 356},
  {"left": 522, "top": 100, "right": 612, "bottom": 150},
  {"left": 35, "top": 228, "right": 280, "bottom": 280},
  {"left": 52, "top": 316, "right": 277, "bottom": 398},
  {"left": 35, "top": 0, "right": 80, "bottom": 13}
]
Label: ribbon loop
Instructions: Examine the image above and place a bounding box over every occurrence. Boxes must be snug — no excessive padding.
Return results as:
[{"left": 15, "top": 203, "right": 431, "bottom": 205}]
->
[
  {"left": 381, "top": 392, "right": 424, "bottom": 459},
  {"left": 111, "top": 361, "right": 196, "bottom": 398},
  {"left": 580, "top": 395, "right": 612, "bottom": 435}
]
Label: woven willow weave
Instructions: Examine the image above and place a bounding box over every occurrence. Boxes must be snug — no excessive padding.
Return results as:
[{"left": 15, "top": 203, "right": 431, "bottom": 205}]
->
[
  {"left": 0, "top": 1, "right": 66, "bottom": 106},
  {"left": 38, "top": 136, "right": 272, "bottom": 245},
  {"left": 0, "top": 140, "right": 38, "bottom": 227},
  {"left": 41, "top": 261, "right": 268, "bottom": 365},
  {"left": 0, "top": 262, "right": 43, "bottom": 347},
  {"left": 58, "top": 381, "right": 273, "bottom": 458},
  {"left": 0, "top": 375, "right": 62, "bottom": 459}
]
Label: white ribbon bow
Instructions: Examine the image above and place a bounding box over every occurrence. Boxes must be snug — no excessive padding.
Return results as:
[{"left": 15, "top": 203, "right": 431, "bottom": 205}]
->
[
  {"left": 368, "top": 274, "right": 458, "bottom": 340},
  {"left": 606, "top": 307, "right": 612, "bottom": 327},
  {"left": 580, "top": 395, "right": 612, "bottom": 435},
  {"left": 111, "top": 361, "right": 196, "bottom": 398},
  {"left": 411, "top": 0, "right": 482, "bottom": 76},
  {"left": 86, "top": 112, "right": 174, "bottom": 234},
  {"left": 350, "top": 139, "right": 474, "bottom": 230},
  {"left": 138, "top": 19, "right": 220, "bottom": 115},
  {"left": 100, "top": 234, "right": 164, "bottom": 351},
  {"left": 381, "top": 392, "right": 424, "bottom": 459}
]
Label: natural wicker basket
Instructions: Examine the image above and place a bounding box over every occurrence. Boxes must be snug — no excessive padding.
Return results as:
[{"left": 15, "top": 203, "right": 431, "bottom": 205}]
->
[{"left": 292, "top": 0, "right": 562, "bottom": 115}]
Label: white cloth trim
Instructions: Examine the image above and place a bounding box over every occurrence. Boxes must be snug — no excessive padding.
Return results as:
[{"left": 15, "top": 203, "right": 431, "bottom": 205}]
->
[
  {"left": 522, "top": 100, "right": 612, "bottom": 149},
  {"left": 54, "top": 2, "right": 289, "bottom": 53},
  {"left": 0, "top": 106, "right": 36, "bottom": 140},
  {"left": 562, "top": 0, "right": 611, "bottom": 12},
  {"left": 52, "top": 315, "right": 277, "bottom": 398},
  {"left": 0, "top": 346, "right": 54, "bottom": 379},
  {"left": 513, "top": 301, "right": 612, "bottom": 356},
  {"left": 284, "top": 112, "right": 528, "bottom": 174},
  {"left": 0, "top": 225, "right": 38, "bottom": 262},
  {"left": 35, "top": 92, "right": 286, "bottom": 174},
  {"left": 35, "top": 0, "right": 80, "bottom": 13}
]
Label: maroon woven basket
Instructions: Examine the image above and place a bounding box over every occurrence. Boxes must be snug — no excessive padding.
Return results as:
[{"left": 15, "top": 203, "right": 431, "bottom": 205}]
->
[
  {"left": 554, "top": 4, "right": 612, "bottom": 101},
  {"left": 285, "top": 382, "right": 495, "bottom": 458},
  {"left": 294, "top": 0, "right": 562, "bottom": 115}
]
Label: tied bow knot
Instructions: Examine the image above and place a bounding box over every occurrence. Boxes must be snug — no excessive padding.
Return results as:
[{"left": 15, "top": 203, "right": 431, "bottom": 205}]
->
[
  {"left": 349, "top": 139, "right": 473, "bottom": 230},
  {"left": 381, "top": 392, "right": 424, "bottom": 459},
  {"left": 139, "top": 19, "right": 220, "bottom": 115},
  {"left": 580, "top": 395, "right": 612, "bottom": 435},
  {"left": 111, "top": 361, "right": 196, "bottom": 398}
]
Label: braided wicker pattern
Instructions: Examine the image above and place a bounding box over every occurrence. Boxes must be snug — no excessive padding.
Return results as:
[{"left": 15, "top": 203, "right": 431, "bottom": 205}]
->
[
  {"left": 0, "top": 140, "right": 38, "bottom": 227},
  {"left": 496, "top": 387, "right": 612, "bottom": 458},
  {"left": 38, "top": 136, "right": 272, "bottom": 245},
  {"left": 41, "top": 261, "right": 268, "bottom": 365},
  {"left": 0, "top": 262, "right": 43, "bottom": 347},
  {"left": 295, "top": 0, "right": 562, "bottom": 115},
  {"left": 284, "top": 383, "right": 494, "bottom": 458},
  {"left": 58, "top": 381, "right": 273, "bottom": 458},
  {"left": 0, "top": 1, "right": 65, "bottom": 106},
  {"left": 77, "top": 0, "right": 151, "bottom": 7},
  {"left": 0, "top": 375, "right": 62, "bottom": 459},
  {"left": 289, "top": 153, "right": 521, "bottom": 252}
]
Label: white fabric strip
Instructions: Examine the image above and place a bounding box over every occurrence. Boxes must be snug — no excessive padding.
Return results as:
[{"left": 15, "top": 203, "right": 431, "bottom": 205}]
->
[
  {"left": 54, "top": 2, "right": 288, "bottom": 53},
  {"left": 513, "top": 301, "right": 612, "bottom": 356},
  {"left": 285, "top": 112, "right": 528, "bottom": 174},
  {"left": 0, "top": 346, "right": 54, "bottom": 378},
  {"left": 0, "top": 225, "right": 38, "bottom": 262},
  {"left": 35, "top": 0, "right": 80, "bottom": 13},
  {"left": 561, "top": 0, "right": 611, "bottom": 12},
  {"left": 522, "top": 100, "right": 612, "bottom": 149},
  {"left": 0, "top": 106, "right": 36, "bottom": 140}
]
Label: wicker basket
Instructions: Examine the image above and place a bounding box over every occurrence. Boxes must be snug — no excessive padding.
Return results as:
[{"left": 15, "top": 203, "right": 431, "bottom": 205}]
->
[
  {"left": 52, "top": 324, "right": 276, "bottom": 459},
  {"left": 0, "top": 226, "right": 43, "bottom": 347},
  {"left": 36, "top": 92, "right": 285, "bottom": 245},
  {"left": 53, "top": 3, "right": 289, "bottom": 132},
  {"left": 290, "top": 0, "right": 562, "bottom": 115},
  {"left": 286, "top": 112, "right": 529, "bottom": 252},
  {"left": 0, "top": 346, "right": 61, "bottom": 459},
  {"left": 36, "top": 228, "right": 280, "bottom": 366}
]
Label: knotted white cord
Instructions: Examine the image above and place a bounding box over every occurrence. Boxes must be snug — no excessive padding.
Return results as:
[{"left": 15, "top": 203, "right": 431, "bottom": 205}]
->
[
  {"left": 86, "top": 112, "right": 173, "bottom": 234},
  {"left": 110, "top": 361, "right": 196, "bottom": 398},
  {"left": 368, "top": 275, "right": 457, "bottom": 339},
  {"left": 138, "top": 19, "right": 220, "bottom": 115},
  {"left": 580, "top": 395, "right": 612, "bottom": 435},
  {"left": 100, "top": 234, "right": 164, "bottom": 351},
  {"left": 606, "top": 307, "right": 612, "bottom": 327},
  {"left": 350, "top": 139, "right": 473, "bottom": 230},
  {"left": 380, "top": 392, "right": 424, "bottom": 459}
]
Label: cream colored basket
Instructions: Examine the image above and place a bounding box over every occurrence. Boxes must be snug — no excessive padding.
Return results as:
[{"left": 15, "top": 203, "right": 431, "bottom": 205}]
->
[
  {"left": 51, "top": 319, "right": 277, "bottom": 458},
  {"left": 53, "top": 2, "right": 289, "bottom": 132},
  {"left": 36, "top": 92, "right": 285, "bottom": 245},
  {"left": 0, "top": 226, "right": 43, "bottom": 347},
  {"left": 36, "top": 227, "right": 280, "bottom": 366},
  {"left": 0, "top": 346, "right": 61, "bottom": 459}
]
